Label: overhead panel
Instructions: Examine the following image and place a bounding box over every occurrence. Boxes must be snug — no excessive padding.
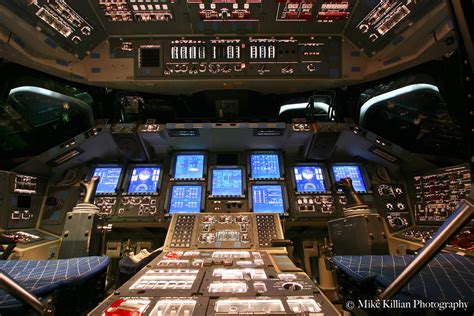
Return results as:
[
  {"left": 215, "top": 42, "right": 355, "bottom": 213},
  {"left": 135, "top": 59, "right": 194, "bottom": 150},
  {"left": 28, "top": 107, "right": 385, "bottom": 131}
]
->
[
  {"left": 345, "top": 0, "right": 444, "bottom": 55},
  {"left": 4, "top": 0, "right": 107, "bottom": 58}
]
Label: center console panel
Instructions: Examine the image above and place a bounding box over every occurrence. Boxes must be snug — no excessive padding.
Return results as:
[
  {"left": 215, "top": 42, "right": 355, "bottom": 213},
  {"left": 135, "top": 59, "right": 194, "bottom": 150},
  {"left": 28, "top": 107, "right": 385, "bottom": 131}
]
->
[
  {"left": 166, "top": 213, "right": 283, "bottom": 250},
  {"left": 89, "top": 213, "right": 339, "bottom": 315}
]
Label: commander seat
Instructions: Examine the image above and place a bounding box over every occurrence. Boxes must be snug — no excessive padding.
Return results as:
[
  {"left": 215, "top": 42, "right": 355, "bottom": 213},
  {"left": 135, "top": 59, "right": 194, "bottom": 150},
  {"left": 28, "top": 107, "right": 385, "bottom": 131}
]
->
[{"left": 0, "top": 256, "right": 109, "bottom": 315}]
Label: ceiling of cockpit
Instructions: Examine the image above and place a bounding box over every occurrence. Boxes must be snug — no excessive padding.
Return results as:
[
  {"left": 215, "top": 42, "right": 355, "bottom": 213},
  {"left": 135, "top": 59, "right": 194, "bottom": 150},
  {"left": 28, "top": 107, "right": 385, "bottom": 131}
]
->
[{"left": 0, "top": 0, "right": 457, "bottom": 94}]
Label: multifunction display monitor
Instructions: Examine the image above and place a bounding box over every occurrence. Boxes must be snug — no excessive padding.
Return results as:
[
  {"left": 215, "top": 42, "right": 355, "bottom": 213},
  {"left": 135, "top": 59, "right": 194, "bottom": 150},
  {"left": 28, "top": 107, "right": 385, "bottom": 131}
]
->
[
  {"left": 169, "top": 185, "right": 203, "bottom": 214},
  {"left": 251, "top": 184, "right": 286, "bottom": 214},
  {"left": 173, "top": 154, "right": 205, "bottom": 180},
  {"left": 249, "top": 153, "right": 281, "bottom": 179},
  {"left": 211, "top": 168, "right": 244, "bottom": 197},
  {"left": 93, "top": 167, "right": 123, "bottom": 194},
  {"left": 127, "top": 167, "right": 161, "bottom": 194},
  {"left": 331, "top": 165, "right": 367, "bottom": 193},
  {"left": 293, "top": 165, "right": 327, "bottom": 193}
]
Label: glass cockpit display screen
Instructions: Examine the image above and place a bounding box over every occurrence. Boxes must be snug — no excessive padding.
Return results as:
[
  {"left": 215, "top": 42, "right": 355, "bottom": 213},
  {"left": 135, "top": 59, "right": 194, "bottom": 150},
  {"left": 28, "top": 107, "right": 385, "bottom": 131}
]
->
[
  {"left": 332, "top": 165, "right": 367, "bottom": 193},
  {"left": 293, "top": 166, "right": 326, "bottom": 193},
  {"left": 211, "top": 169, "right": 243, "bottom": 196},
  {"left": 174, "top": 154, "right": 205, "bottom": 179},
  {"left": 93, "top": 167, "right": 123, "bottom": 194},
  {"left": 128, "top": 167, "right": 161, "bottom": 194},
  {"left": 169, "top": 185, "right": 202, "bottom": 214},
  {"left": 250, "top": 153, "right": 281, "bottom": 179},
  {"left": 252, "top": 184, "right": 285, "bottom": 214}
]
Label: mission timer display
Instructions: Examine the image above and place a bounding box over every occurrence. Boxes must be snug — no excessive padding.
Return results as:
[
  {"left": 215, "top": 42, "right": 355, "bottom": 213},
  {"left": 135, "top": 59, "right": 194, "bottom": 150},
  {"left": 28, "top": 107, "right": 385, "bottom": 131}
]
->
[
  {"left": 332, "top": 165, "right": 367, "bottom": 193},
  {"left": 294, "top": 166, "right": 326, "bottom": 193},
  {"left": 93, "top": 167, "right": 123, "bottom": 194},
  {"left": 169, "top": 185, "right": 202, "bottom": 214},
  {"left": 252, "top": 185, "right": 285, "bottom": 214},
  {"left": 174, "top": 154, "right": 205, "bottom": 179},
  {"left": 250, "top": 153, "right": 281, "bottom": 179},
  {"left": 128, "top": 167, "right": 161, "bottom": 194},
  {"left": 211, "top": 169, "right": 243, "bottom": 196}
]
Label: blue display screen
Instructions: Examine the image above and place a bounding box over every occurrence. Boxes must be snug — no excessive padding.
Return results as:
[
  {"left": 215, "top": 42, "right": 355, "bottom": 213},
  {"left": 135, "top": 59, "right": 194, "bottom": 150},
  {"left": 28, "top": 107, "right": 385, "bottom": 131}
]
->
[
  {"left": 128, "top": 167, "right": 161, "bottom": 194},
  {"left": 332, "top": 165, "right": 367, "bottom": 192},
  {"left": 93, "top": 167, "right": 123, "bottom": 194},
  {"left": 250, "top": 153, "right": 281, "bottom": 179},
  {"left": 211, "top": 169, "right": 243, "bottom": 196},
  {"left": 293, "top": 166, "right": 327, "bottom": 193},
  {"left": 252, "top": 185, "right": 285, "bottom": 214},
  {"left": 174, "top": 154, "right": 205, "bottom": 179},
  {"left": 169, "top": 185, "right": 202, "bottom": 214}
]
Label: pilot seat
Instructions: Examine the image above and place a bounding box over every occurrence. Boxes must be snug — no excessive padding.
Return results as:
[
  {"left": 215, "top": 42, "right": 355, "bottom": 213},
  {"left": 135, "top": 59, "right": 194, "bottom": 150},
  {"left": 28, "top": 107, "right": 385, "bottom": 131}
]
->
[{"left": 329, "top": 180, "right": 474, "bottom": 314}]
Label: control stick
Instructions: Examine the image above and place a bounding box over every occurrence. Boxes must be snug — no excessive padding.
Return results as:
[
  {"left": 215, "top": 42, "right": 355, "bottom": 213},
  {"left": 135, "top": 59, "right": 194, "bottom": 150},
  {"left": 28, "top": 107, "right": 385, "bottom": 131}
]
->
[
  {"left": 59, "top": 176, "right": 106, "bottom": 258},
  {"left": 81, "top": 176, "right": 99, "bottom": 204},
  {"left": 335, "top": 177, "right": 364, "bottom": 207}
]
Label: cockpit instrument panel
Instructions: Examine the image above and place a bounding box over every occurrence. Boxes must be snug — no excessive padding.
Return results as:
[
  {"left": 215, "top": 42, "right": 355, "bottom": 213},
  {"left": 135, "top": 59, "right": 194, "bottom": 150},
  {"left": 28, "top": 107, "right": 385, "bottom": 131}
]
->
[{"left": 413, "top": 165, "right": 471, "bottom": 224}]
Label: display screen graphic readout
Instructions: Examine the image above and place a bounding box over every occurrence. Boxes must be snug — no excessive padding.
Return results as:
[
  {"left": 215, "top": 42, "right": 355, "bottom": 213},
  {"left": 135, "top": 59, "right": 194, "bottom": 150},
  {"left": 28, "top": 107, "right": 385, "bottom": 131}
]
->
[
  {"left": 93, "top": 167, "right": 122, "bottom": 194},
  {"left": 211, "top": 169, "right": 243, "bottom": 196},
  {"left": 169, "top": 185, "right": 202, "bottom": 214},
  {"left": 332, "top": 165, "right": 367, "bottom": 192},
  {"left": 252, "top": 185, "right": 285, "bottom": 214},
  {"left": 128, "top": 167, "right": 161, "bottom": 194},
  {"left": 250, "top": 153, "right": 281, "bottom": 179},
  {"left": 293, "top": 166, "right": 326, "bottom": 193},
  {"left": 174, "top": 154, "right": 205, "bottom": 179}
]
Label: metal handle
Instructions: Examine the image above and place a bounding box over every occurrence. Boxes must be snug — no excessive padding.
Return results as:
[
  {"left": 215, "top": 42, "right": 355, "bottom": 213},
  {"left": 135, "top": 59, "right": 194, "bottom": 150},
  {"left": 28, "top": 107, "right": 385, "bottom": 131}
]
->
[
  {"left": 378, "top": 196, "right": 474, "bottom": 300},
  {"left": 0, "top": 272, "right": 54, "bottom": 315}
]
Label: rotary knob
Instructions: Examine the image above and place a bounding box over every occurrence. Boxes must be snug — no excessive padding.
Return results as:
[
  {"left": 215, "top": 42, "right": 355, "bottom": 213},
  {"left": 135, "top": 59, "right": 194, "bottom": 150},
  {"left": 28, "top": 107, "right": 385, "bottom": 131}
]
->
[
  {"left": 209, "top": 64, "right": 219, "bottom": 74},
  {"left": 307, "top": 64, "right": 316, "bottom": 72}
]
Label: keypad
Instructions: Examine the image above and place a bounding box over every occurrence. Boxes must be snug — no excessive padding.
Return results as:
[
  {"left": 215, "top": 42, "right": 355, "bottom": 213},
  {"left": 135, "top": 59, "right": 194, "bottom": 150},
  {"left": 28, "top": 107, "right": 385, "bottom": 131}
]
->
[
  {"left": 170, "top": 215, "right": 196, "bottom": 248},
  {"left": 256, "top": 214, "right": 278, "bottom": 247}
]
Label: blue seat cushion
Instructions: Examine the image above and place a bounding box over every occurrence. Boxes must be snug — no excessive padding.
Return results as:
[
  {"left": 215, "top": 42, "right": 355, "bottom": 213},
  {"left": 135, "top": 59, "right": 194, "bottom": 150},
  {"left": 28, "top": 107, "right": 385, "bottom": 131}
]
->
[
  {"left": 0, "top": 256, "right": 110, "bottom": 308},
  {"left": 332, "top": 253, "right": 474, "bottom": 302}
]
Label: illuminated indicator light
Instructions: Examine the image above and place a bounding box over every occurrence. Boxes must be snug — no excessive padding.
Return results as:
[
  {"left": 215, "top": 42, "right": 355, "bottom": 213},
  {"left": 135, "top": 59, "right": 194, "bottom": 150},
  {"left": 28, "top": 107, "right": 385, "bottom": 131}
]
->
[
  {"left": 190, "top": 46, "right": 197, "bottom": 59},
  {"left": 227, "top": 46, "right": 234, "bottom": 59}
]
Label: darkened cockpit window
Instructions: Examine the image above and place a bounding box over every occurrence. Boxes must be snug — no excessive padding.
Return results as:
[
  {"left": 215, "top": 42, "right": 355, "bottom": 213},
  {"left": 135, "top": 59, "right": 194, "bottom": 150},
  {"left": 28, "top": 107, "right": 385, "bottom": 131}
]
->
[
  {"left": 0, "top": 86, "right": 94, "bottom": 161},
  {"left": 358, "top": 83, "right": 465, "bottom": 158}
]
